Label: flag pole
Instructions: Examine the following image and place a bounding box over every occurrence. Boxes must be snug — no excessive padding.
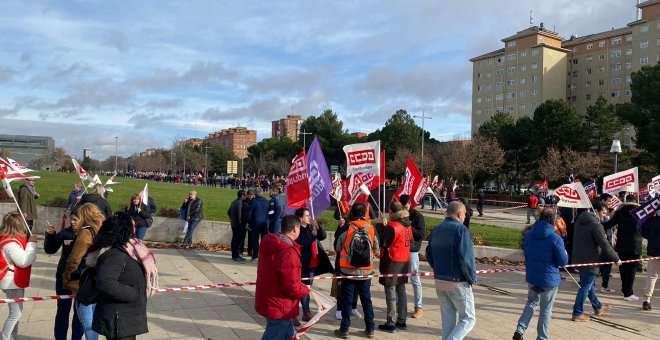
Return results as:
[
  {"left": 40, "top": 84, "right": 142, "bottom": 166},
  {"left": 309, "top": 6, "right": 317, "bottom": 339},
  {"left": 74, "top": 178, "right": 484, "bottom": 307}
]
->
[{"left": 9, "top": 195, "right": 33, "bottom": 239}]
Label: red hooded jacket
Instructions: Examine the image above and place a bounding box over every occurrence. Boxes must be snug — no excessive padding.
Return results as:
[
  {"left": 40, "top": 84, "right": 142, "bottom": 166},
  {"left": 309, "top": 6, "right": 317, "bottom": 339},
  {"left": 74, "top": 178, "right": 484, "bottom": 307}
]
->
[{"left": 255, "top": 233, "right": 310, "bottom": 320}]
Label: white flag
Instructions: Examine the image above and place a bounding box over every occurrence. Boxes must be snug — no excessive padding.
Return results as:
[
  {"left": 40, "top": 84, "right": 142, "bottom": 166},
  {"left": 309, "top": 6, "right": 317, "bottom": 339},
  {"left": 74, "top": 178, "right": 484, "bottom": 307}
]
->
[
  {"left": 554, "top": 183, "right": 592, "bottom": 208},
  {"left": 6, "top": 158, "right": 33, "bottom": 174},
  {"left": 603, "top": 167, "right": 639, "bottom": 194},
  {"left": 71, "top": 158, "right": 89, "bottom": 181},
  {"left": 140, "top": 183, "right": 149, "bottom": 206},
  {"left": 293, "top": 289, "right": 336, "bottom": 339},
  {"left": 343, "top": 141, "right": 380, "bottom": 179}
]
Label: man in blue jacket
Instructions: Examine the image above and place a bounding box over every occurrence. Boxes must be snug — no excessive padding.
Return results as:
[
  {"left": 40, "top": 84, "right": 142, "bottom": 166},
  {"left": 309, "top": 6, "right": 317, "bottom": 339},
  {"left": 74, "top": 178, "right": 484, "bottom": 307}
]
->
[
  {"left": 248, "top": 187, "right": 270, "bottom": 261},
  {"left": 267, "top": 185, "right": 283, "bottom": 233},
  {"left": 512, "top": 208, "right": 568, "bottom": 340},
  {"left": 426, "top": 201, "right": 476, "bottom": 340}
]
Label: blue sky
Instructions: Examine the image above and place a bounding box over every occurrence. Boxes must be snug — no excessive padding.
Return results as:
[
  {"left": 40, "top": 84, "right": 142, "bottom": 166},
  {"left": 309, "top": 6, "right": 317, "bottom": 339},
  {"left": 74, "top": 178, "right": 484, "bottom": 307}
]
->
[{"left": 0, "top": 0, "right": 636, "bottom": 160}]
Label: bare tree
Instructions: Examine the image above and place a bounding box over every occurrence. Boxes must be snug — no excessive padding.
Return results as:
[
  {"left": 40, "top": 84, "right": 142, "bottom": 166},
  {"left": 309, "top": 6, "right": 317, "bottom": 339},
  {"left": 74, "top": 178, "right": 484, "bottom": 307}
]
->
[
  {"left": 539, "top": 147, "right": 606, "bottom": 183},
  {"left": 446, "top": 135, "right": 504, "bottom": 194}
]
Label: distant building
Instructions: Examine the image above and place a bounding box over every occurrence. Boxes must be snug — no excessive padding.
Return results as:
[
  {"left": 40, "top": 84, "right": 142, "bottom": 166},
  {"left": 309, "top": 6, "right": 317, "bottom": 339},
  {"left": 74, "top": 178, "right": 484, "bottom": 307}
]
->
[
  {"left": 272, "top": 114, "right": 303, "bottom": 141},
  {"left": 184, "top": 138, "right": 204, "bottom": 148},
  {"left": 83, "top": 148, "right": 92, "bottom": 159},
  {"left": 0, "top": 134, "right": 54, "bottom": 167},
  {"left": 351, "top": 132, "right": 368, "bottom": 140},
  {"left": 207, "top": 127, "right": 257, "bottom": 159}
]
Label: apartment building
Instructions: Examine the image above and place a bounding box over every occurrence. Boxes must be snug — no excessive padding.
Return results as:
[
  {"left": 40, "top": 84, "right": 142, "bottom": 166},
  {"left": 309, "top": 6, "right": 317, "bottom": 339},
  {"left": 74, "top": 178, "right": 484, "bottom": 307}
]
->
[
  {"left": 206, "top": 127, "right": 257, "bottom": 159},
  {"left": 471, "top": 0, "right": 660, "bottom": 141},
  {"left": 271, "top": 114, "right": 302, "bottom": 141}
]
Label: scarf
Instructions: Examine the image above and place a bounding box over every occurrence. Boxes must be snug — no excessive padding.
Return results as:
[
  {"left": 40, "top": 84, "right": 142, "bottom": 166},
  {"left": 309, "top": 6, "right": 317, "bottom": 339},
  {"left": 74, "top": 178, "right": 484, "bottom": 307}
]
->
[
  {"left": 22, "top": 183, "right": 38, "bottom": 197},
  {"left": 125, "top": 238, "right": 159, "bottom": 297}
]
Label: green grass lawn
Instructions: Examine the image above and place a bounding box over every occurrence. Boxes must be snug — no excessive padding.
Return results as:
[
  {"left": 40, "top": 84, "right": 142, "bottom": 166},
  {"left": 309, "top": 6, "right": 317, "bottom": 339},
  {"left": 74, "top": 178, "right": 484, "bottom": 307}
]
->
[{"left": 5, "top": 171, "right": 523, "bottom": 249}]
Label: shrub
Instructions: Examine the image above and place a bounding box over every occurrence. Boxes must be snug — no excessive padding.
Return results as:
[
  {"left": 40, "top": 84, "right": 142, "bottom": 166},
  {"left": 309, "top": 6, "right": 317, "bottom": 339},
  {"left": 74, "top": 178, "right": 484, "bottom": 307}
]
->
[
  {"left": 44, "top": 196, "right": 67, "bottom": 208},
  {"left": 159, "top": 207, "right": 181, "bottom": 218}
]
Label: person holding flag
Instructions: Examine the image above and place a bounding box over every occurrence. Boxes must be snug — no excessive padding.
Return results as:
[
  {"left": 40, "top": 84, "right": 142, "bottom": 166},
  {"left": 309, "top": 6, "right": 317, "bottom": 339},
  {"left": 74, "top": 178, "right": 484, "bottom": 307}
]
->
[
  {"left": 125, "top": 194, "right": 152, "bottom": 241},
  {"left": 17, "top": 178, "right": 39, "bottom": 230}
]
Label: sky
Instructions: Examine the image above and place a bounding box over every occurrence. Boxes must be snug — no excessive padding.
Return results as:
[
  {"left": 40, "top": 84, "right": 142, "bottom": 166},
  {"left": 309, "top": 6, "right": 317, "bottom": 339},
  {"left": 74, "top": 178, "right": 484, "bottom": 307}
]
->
[{"left": 0, "top": 0, "right": 639, "bottom": 160}]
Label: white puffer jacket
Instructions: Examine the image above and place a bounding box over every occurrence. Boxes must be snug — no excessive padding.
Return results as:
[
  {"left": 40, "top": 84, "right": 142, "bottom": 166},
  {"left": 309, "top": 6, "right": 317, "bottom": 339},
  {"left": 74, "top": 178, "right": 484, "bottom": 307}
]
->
[{"left": 0, "top": 241, "right": 37, "bottom": 290}]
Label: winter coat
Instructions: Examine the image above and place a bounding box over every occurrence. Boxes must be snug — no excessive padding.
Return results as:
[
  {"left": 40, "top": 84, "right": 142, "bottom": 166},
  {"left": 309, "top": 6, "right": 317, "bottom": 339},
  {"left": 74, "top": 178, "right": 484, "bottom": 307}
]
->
[
  {"left": 228, "top": 198, "right": 243, "bottom": 229},
  {"left": 181, "top": 198, "right": 204, "bottom": 221},
  {"left": 572, "top": 211, "right": 619, "bottom": 274},
  {"left": 67, "top": 189, "right": 83, "bottom": 210},
  {"left": 44, "top": 227, "right": 77, "bottom": 277},
  {"left": 79, "top": 193, "right": 113, "bottom": 217},
  {"left": 268, "top": 195, "right": 283, "bottom": 233},
  {"left": 125, "top": 203, "right": 151, "bottom": 229},
  {"left": 408, "top": 208, "right": 426, "bottom": 252},
  {"left": 63, "top": 225, "right": 100, "bottom": 291},
  {"left": 379, "top": 214, "right": 412, "bottom": 286},
  {"left": 296, "top": 224, "right": 333, "bottom": 281},
  {"left": 248, "top": 196, "right": 270, "bottom": 231},
  {"left": 240, "top": 200, "right": 251, "bottom": 228},
  {"left": 642, "top": 216, "right": 660, "bottom": 257},
  {"left": 89, "top": 247, "right": 148, "bottom": 338},
  {"left": 524, "top": 220, "right": 568, "bottom": 288},
  {"left": 0, "top": 237, "right": 37, "bottom": 290},
  {"left": 604, "top": 203, "right": 642, "bottom": 255},
  {"left": 426, "top": 217, "right": 476, "bottom": 284},
  {"left": 255, "top": 233, "right": 310, "bottom": 320},
  {"left": 18, "top": 184, "right": 38, "bottom": 220}
]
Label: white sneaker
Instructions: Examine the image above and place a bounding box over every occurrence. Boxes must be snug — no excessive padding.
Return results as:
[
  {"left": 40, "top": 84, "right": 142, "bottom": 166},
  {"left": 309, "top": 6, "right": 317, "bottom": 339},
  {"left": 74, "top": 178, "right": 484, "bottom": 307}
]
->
[
  {"left": 351, "top": 309, "right": 362, "bottom": 318},
  {"left": 335, "top": 310, "right": 342, "bottom": 320},
  {"left": 600, "top": 287, "right": 616, "bottom": 293},
  {"left": 624, "top": 295, "right": 640, "bottom": 301}
]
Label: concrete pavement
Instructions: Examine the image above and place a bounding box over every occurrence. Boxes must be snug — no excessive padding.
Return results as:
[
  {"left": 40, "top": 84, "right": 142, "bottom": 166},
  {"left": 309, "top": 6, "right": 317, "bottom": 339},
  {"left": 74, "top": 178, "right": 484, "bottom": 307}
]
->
[
  {"left": 420, "top": 204, "right": 533, "bottom": 230},
  {"left": 5, "top": 241, "right": 660, "bottom": 339}
]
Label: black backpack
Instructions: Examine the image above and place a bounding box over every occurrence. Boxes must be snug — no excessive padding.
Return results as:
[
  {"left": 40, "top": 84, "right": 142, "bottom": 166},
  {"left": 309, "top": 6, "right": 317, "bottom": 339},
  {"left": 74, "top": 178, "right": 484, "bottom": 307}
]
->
[{"left": 348, "top": 223, "right": 373, "bottom": 268}]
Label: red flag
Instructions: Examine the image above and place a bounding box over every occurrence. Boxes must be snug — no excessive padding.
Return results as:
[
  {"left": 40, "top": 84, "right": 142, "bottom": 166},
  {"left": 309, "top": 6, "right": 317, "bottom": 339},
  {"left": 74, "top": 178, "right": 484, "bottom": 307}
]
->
[
  {"left": 0, "top": 164, "right": 14, "bottom": 198},
  {"left": 392, "top": 156, "right": 427, "bottom": 208},
  {"left": 534, "top": 179, "right": 548, "bottom": 191},
  {"left": 286, "top": 150, "right": 311, "bottom": 209},
  {"left": 0, "top": 158, "right": 34, "bottom": 182}
]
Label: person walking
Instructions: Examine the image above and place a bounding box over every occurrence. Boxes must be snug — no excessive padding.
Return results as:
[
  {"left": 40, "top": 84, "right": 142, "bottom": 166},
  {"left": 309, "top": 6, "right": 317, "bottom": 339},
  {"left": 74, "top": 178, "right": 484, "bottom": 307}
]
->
[
  {"left": 400, "top": 195, "right": 426, "bottom": 319},
  {"left": 228, "top": 190, "right": 247, "bottom": 262},
  {"left": 268, "top": 186, "right": 283, "bottom": 233},
  {"left": 66, "top": 182, "right": 84, "bottom": 211},
  {"left": 476, "top": 189, "right": 485, "bottom": 217},
  {"left": 332, "top": 209, "right": 361, "bottom": 321},
  {"left": 571, "top": 201, "right": 621, "bottom": 322},
  {"left": 642, "top": 214, "right": 660, "bottom": 310},
  {"left": 255, "top": 215, "right": 310, "bottom": 340},
  {"left": 125, "top": 194, "right": 151, "bottom": 241},
  {"left": 512, "top": 208, "right": 568, "bottom": 340},
  {"left": 181, "top": 191, "right": 204, "bottom": 247},
  {"left": 0, "top": 212, "right": 37, "bottom": 340},
  {"left": 604, "top": 197, "right": 642, "bottom": 301},
  {"left": 426, "top": 201, "right": 476, "bottom": 340},
  {"left": 598, "top": 194, "right": 617, "bottom": 294},
  {"left": 17, "top": 178, "right": 39, "bottom": 230},
  {"left": 334, "top": 203, "right": 379, "bottom": 339},
  {"left": 248, "top": 187, "right": 269, "bottom": 261},
  {"left": 377, "top": 201, "right": 412, "bottom": 333},
  {"left": 526, "top": 193, "right": 539, "bottom": 224}
]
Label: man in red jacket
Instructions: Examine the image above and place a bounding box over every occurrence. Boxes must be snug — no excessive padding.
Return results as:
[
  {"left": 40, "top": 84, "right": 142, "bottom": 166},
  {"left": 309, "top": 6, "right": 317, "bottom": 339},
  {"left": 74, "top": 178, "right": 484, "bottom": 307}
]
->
[{"left": 255, "top": 215, "right": 310, "bottom": 339}]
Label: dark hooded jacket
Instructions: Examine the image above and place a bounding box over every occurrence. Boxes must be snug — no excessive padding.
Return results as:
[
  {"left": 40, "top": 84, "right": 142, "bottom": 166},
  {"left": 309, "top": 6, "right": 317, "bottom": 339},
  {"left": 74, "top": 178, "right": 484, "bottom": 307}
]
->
[
  {"left": 572, "top": 211, "right": 620, "bottom": 274},
  {"left": 604, "top": 203, "right": 642, "bottom": 255},
  {"left": 79, "top": 193, "right": 112, "bottom": 217}
]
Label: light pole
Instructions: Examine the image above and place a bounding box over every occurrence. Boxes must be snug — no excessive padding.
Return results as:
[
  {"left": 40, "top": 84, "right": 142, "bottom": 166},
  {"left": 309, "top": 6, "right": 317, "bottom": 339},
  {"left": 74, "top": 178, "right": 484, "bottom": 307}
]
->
[
  {"left": 301, "top": 129, "right": 313, "bottom": 151},
  {"left": 610, "top": 139, "right": 622, "bottom": 173},
  {"left": 114, "top": 136, "right": 118, "bottom": 174},
  {"left": 204, "top": 146, "right": 211, "bottom": 182},
  {"left": 413, "top": 111, "right": 432, "bottom": 176}
]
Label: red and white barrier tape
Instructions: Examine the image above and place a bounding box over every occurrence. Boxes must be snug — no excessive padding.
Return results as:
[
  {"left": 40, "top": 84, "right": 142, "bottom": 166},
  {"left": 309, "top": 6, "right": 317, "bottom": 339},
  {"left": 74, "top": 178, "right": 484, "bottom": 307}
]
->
[
  {"left": 486, "top": 204, "right": 528, "bottom": 212},
  {"left": 563, "top": 255, "right": 660, "bottom": 268}
]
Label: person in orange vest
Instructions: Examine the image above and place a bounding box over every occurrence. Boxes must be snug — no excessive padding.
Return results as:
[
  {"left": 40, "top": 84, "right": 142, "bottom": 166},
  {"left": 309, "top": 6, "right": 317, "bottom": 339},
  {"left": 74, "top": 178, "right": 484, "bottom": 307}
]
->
[
  {"left": 334, "top": 203, "right": 380, "bottom": 339},
  {"left": 377, "top": 201, "right": 412, "bottom": 333},
  {"left": 0, "top": 212, "right": 37, "bottom": 340}
]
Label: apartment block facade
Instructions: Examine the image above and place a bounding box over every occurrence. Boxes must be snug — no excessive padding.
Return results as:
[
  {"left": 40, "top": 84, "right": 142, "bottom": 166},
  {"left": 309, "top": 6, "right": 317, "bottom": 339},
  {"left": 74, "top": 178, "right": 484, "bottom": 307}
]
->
[
  {"left": 207, "top": 127, "right": 257, "bottom": 159},
  {"left": 471, "top": 0, "right": 660, "bottom": 144},
  {"left": 271, "top": 114, "right": 302, "bottom": 141}
]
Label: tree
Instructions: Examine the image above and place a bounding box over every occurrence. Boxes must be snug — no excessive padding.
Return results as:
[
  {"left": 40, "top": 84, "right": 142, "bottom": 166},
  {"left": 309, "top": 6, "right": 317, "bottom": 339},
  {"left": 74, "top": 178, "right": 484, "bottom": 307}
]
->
[
  {"left": 298, "top": 110, "right": 358, "bottom": 167},
  {"left": 585, "top": 96, "right": 623, "bottom": 154},
  {"left": 478, "top": 111, "right": 515, "bottom": 140},
  {"left": 247, "top": 137, "right": 298, "bottom": 162},
  {"left": 533, "top": 99, "right": 589, "bottom": 155},
  {"left": 538, "top": 147, "right": 606, "bottom": 185},
  {"left": 617, "top": 63, "right": 660, "bottom": 169},
  {"left": 445, "top": 135, "right": 504, "bottom": 194}
]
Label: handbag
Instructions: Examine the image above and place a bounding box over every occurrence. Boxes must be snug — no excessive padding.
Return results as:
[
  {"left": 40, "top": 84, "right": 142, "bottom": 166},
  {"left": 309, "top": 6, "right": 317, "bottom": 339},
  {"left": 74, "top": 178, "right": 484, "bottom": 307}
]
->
[{"left": 76, "top": 267, "right": 99, "bottom": 306}]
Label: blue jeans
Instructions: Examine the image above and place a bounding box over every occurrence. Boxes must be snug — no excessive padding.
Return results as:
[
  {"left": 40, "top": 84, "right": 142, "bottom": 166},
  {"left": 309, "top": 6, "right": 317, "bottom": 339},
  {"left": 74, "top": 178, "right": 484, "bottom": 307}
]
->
[
  {"left": 183, "top": 219, "right": 201, "bottom": 245},
  {"left": 135, "top": 226, "right": 147, "bottom": 241},
  {"left": 301, "top": 269, "right": 316, "bottom": 313},
  {"left": 410, "top": 252, "right": 422, "bottom": 308},
  {"left": 516, "top": 285, "right": 558, "bottom": 340},
  {"left": 339, "top": 278, "right": 374, "bottom": 332},
  {"left": 262, "top": 319, "right": 294, "bottom": 340},
  {"left": 75, "top": 301, "right": 98, "bottom": 340},
  {"left": 572, "top": 271, "right": 602, "bottom": 316},
  {"left": 435, "top": 281, "right": 475, "bottom": 340},
  {"left": 55, "top": 277, "right": 83, "bottom": 340}
]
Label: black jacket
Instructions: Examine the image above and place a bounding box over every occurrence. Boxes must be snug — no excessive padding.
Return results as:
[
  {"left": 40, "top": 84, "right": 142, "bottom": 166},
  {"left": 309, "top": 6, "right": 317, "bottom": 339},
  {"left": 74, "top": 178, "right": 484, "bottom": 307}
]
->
[
  {"left": 408, "top": 208, "right": 426, "bottom": 252},
  {"left": 125, "top": 203, "right": 151, "bottom": 229},
  {"left": 296, "top": 224, "right": 333, "bottom": 281},
  {"left": 604, "top": 203, "right": 642, "bottom": 256},
  {"left": 228, "top": 198, "right": 243, "bottom": 229},
  {"left": 642, "top": 216, "right": 660, "bottom": 257},
  {"left": 92, "top": 247, "right": 148, "bottom": 338},
  {"left": 572, "top": 211, "right": 620, "bottom": 274},
  {"left": 181, "top": 198, "right": 204, "bottom": 221},
  {"left": 79, "top": 193, "right": 113, "bottom": 217},
  {"left": 240, "top": 200, "right": 251, "bottom": 228},
  {"left": 44, "top": 227, "right": 78, "bottom": 277}
]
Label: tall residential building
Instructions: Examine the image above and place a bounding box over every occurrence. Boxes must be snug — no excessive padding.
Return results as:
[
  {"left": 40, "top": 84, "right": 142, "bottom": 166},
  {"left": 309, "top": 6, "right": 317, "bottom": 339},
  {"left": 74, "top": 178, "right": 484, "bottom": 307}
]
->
[
  {"left": 471, "top": 0, "right": 660, "bottom": 148},
  {"left": 207, "top": 127, "right": 257, "bottom": 159},
  {"left": 272, "top": 114, "right": 302, "bottom": 141}
]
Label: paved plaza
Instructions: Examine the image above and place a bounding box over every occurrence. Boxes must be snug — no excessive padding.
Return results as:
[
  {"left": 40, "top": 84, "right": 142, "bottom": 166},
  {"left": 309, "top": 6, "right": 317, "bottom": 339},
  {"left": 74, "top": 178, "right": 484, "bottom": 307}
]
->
[{"left": 5, "top": 239, "right": 660, "bottom": 340}]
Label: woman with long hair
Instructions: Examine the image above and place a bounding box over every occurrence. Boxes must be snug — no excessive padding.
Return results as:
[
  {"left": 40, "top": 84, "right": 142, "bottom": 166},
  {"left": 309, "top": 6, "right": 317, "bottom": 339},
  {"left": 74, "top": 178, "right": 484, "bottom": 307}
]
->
[
  {"left": 125, "top": 194, "right": 151, "bottom": 241},
  {"left": 0, "top": 212, "right": 37, "bottom": 340},
  {"left": 63, "top": 203, "right": 105, "bottom": 340},
  {"left": 86, "top": 212, "right": 158, "bottom": 340}
]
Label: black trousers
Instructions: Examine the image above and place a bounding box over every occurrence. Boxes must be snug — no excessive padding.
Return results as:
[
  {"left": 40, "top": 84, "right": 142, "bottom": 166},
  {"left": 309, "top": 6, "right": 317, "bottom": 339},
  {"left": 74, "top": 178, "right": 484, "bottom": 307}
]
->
[
  {"left": 251, "top": 227, "right": 268, "bottom": 259},
  {"left": 230, "top": 226, "right": 247, "bottom": 259},
  {"left": 618, "top": 252, "right": 640, "bottom": 297},
  {"left": 600, "top": 264, "right": 612, "bottom": 288}
]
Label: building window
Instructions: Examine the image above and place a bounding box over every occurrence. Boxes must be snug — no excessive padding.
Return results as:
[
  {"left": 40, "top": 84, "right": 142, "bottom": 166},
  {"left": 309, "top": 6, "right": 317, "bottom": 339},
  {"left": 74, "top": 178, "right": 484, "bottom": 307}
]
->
[
  {"left": 611, "top": 64, "right": 622, "bottom": 71},
  {"left": 532, "top": 76, "right": 539, "bottom": 82},
  {"left": 625, "top": 75, "right": 632, "bottom": 83},
  {"left": 532, "top": 49, "right": 539, "bottom": 56},
  {"left": 508, "top": 54, "right": 516, "bottom": 61},
  {"left": 496, "top": 94, "right": 504, "bottom": 101},
  {"left": 625, "top": 90, "right": 632, "bottom": 96},
  {"left": 520, "top": 78, "right": 526, "bottom": 84},
  {"left": 519, "top": 91, "right": 525, "bottom": 97},
  {"left": 507, "top": 80, "right": 515, "bottom": 86},
  {"left": 485, "top": 109, "right": 491, "bottom": 114},
  {"left": 496, "top": 106, "right": 503, "bottom": 112},
  {"left": 573, "top": 58, "right": 578, "bottom": 64},
  {"left": 486, "top": 95, "right": 492, "bottom": 101},
  {"left": 641, "top": 24, "right": 649, "bottom": 33},
  {"left": 599, "top": 40, "right": 606, "bottom": 48},
  {"left": 587, "top": 43, "right": 593, "bottom": 50},
  {"left": 599, "top": 79, "right": 605, "bottom": 86},
  {"left": 532, "top": 88, "right": 538, "bottom": 96},
  {"left": 486, "top": 84, "right": 492, "bottom": 90},
  {"left": 572, "top": 71, "right": 578, "bottom": 77},
  {"left": 612, "top": 37, "right": 622, "bottom": 45},
  {"left": 611, "top": 50, "right": 621, "bottom": 58},
  {"left": 571, "top": 84, "right": 577, "bottom": 90},
  {"left": 508, "top": 41, "right": 517, "bottom": 48},
  {"left": 626, "top": 62, "right": 632, "bottom": 69},
  {"left": 531, "top": 102, "right": 537, "bottom": 109},
  {"left": 627, "top": 48, "right": 633, "bottom": 55},
  {"left": 506, "top": 92, "right": 515, "bottom": 99},
  {"left": 611, "top": 91, "right": 621, "bottom": 97},
  {"left": 585, "top": 81, "right": 592, "bottom": 88},
  {"left": 520, "top": 65, "right": 527, "bottom": 71},
  {"left": 496, "top": 82, "right": 504, "bottom": 88},
  {"left": 521, "top": 51, "right": 527, "bottom": 58},
  {"left": 477, "top": 97, "right": 482, "bottom": 103},
  {"left": 497, "top": 57, "right": 502, "bottom": 63},
  {"left": 586, "top": 94, "right": 592, "bottom": 100},
  {"left": 507, "top": 66, "right": 516, "bottom": 73},
  {"left": 626, "top": 34, "right": 633, "bottom": 41},
  {"left": 506, "top": 106, "right": 514, "bottom": 112},
  {"left": 641, "top": 41, "right": 649, "bottom": 48},
  {"left": 477, "top": 73, "right": 482, "bottom": 79},
  {"left": 487, "top": 59, "right": 493, "bottom": 65},
  {"left": 586, "top": 56, "right": 593, "bottom": 62},
  {"left": 599, "top": 54, "right": 606, "bottom": 60},
  {"left": 496, "top": 69, "right": 505, "bottom": 76},
  {"left": 586, "top": 68, "right": 592, "bottom": 75},
  {"left": 612, "top": 78, "right": 621, "bottom": 85},
  {"left": 476, "top": 109, "right": 481, "bottom": 115},
  {"left": 531, "top": 63, "right": 538, "bottom": 69},
  {"left": 641, "top": 56, "right": 649, "bottom": 65},
  {"left": 520, "top": 104, "right": 526, "bottom": 110}
]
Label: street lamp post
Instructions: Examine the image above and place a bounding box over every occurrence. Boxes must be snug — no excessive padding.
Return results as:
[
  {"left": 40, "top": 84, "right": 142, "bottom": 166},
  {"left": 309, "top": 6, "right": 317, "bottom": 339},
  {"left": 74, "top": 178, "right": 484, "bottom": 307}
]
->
[
  {"left": 413, "top": 112, "right": 432, "bottom": 176},
  {"left": 301, "top": 129, "right": 313, "bottom": 151},
  {"left": 204, "top": 146, "right": 211, "bottom": 182},
  {"left": 610, "top": 139, "right": 622, "bottom": 173},
  {"left": 114, "top": 137, "right": 118, "bottom": 174}
]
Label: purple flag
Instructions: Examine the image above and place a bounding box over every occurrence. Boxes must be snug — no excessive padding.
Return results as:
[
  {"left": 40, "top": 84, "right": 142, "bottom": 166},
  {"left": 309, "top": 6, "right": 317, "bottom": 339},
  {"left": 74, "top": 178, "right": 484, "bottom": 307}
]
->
[
  {"left": 306, "top": 136, "right": 332, "bottom": 219},
  {"left": 630, "top": 196, "right": 660, "bottom": 228}
]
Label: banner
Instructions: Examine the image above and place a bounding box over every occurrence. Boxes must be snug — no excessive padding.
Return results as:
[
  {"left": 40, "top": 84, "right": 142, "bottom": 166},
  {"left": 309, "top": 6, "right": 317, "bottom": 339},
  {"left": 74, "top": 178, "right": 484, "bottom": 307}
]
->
[
  {"left": 6, "top": 158, "right": 33, "bottom": 174},
  {"left": 286, "top": 150, "right": 311, "bottom": 209},
  {"left": 0, "top": 158, "right": 37, "bottom": 181},
  {"left": 630, "top": 196, "right": 660, "bottom": 227},
  {"left": 347, "top": 173, "right": 367, "bottom": 205},
  {"left": 330, "top": 172, "right": 342, "bottom": 202},
  {"left": 583, "top": 181, "right": 597, "bottom": 200},
  {"left": 650, "top": 174, "right": 660, "bottom": 197},
  {"left": 0, "top": 165, "right": 14, "bottom": 198},
  {"left": 392, "top": 156, "right": 427, "bottom": 208},
  {"left": 291, "top": 289, "right": 335, "bottom": 340},
  {"left": 306, "top": 136, "right": 332, "bottom": 219},
  {"left": 554, "top": 183, "right": 592, "bottom": 208},
  {"left": 71, "top": 158, "right": 89, "bottom": 181},
  {"left": 609, "top": 196, "right": 622, "bottom": 210},
  {"left": 343, "top": 141, "right": 380, "bottom": 190},
  {"left": 603, "top": 167, "right": 639, "bottom": 194},
  {"left": 534, "top": 179, "right": 549, "bottom": 191}
]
